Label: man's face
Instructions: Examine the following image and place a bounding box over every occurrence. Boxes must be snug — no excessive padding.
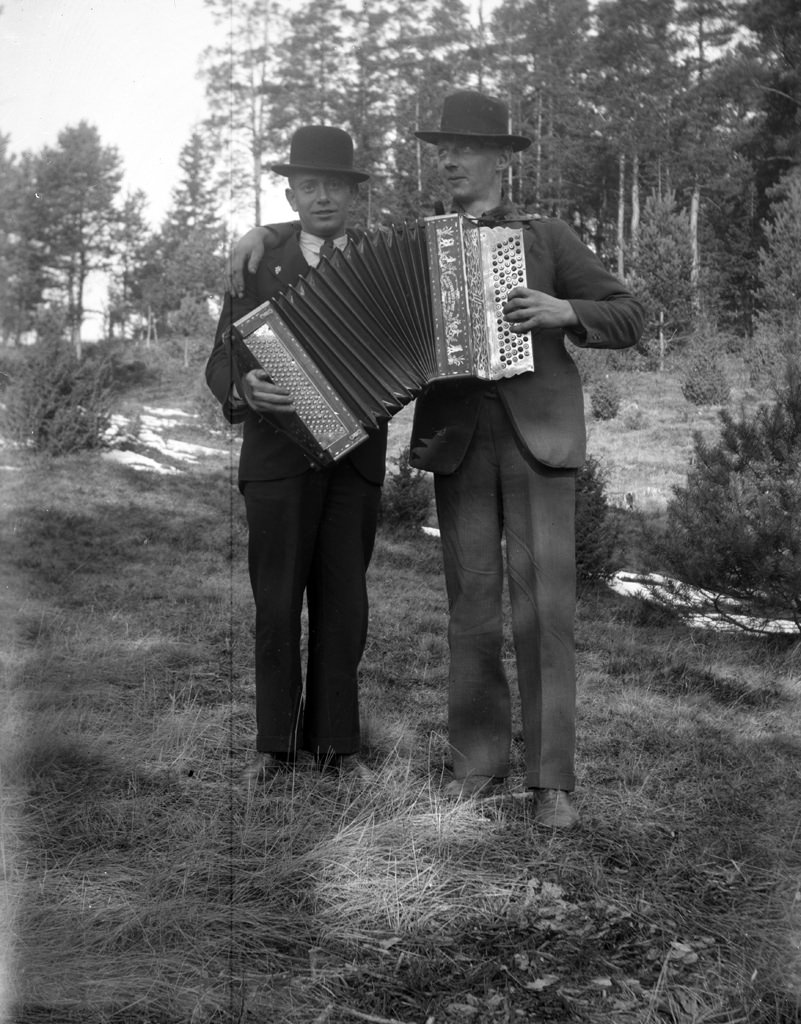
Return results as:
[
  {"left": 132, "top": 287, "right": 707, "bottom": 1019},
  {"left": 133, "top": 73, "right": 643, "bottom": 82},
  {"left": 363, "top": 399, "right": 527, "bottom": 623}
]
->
[
  {"left": 436, "top": 137, "right": 510, "bottom": 208},
  {"left": 286, "top": 174, "right": 357, "bottom": 237}
]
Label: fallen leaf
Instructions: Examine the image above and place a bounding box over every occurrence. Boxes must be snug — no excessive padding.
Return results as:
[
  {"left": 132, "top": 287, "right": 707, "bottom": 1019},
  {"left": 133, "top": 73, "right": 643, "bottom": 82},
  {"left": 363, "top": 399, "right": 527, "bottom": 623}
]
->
[
  {"left": 525, "top": 974, "right": 560, "bottom": 991},
  {"left": 446, "top": 1002, "right": 479, "bottom": 1016}
]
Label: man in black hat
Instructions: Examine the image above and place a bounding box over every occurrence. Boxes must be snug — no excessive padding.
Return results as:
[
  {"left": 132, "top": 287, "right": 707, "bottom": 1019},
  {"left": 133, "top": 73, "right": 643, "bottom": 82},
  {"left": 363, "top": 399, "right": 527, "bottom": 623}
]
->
[
  {"left": 407, "top": 91, "right": 643, "bottom": 825},
  {"left": 226, "top": 94, "right": 644, "bottom": 825},
  {"left": 206, "top": 126, "right": 384, "bottom": 781}
]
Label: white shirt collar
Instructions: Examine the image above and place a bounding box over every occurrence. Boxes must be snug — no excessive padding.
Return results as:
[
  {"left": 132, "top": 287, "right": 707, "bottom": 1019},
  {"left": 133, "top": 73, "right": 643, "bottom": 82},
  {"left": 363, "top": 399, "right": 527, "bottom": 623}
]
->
[{"left": 299, "top": 231, "right": 348, "bottom": 267}]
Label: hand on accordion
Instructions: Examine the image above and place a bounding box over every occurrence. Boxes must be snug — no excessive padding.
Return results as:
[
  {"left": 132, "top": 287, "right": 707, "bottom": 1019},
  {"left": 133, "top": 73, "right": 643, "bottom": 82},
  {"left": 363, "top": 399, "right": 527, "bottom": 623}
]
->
[
  {"left": 240, "top": 369, "right": 296, "bottom": 415},
  {"left": 502, "top": 286, "right": 579, "bottom": 333}
]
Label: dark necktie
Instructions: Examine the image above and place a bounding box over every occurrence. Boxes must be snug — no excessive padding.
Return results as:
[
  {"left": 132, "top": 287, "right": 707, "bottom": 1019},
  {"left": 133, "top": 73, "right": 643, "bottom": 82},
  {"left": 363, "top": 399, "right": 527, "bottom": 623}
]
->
[{"left": 319, "top": 238, "right": 336, "bottom": 262}]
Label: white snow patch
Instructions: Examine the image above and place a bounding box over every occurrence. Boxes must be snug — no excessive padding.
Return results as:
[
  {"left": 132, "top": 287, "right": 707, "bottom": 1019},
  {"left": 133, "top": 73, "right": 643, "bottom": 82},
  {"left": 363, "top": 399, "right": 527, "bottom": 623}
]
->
[
  {"left": 419, "top": 531, "right": 796, "bottom": 635},
  {"left": 102, "top": 449, "right": 180, "bottom": 475},
  {"left": 609, "top": 570, "right": 797, "bottom": 635}
]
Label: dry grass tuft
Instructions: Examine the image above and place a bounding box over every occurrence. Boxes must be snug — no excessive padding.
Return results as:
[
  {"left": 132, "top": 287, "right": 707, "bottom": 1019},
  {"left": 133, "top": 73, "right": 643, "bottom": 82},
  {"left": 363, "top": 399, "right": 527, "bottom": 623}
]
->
[{"left": 2, "top": 384, "right": 800, "bottom": 1023}]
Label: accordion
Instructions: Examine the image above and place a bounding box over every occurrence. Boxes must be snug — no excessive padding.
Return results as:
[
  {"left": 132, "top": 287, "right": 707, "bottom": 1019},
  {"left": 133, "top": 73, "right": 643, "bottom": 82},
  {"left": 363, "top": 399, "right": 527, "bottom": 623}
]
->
[{"left": 226, "top": 214, "right": 533, "bottom": 466}]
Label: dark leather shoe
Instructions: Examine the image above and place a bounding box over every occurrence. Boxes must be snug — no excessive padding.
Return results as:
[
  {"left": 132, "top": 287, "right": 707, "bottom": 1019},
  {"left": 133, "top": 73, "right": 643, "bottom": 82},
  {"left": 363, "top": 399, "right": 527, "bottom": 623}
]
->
[
  {"left": 443, "top": 775, "right": 505, "bottom": 800},
  {"left": 532, "top": 788, "right": 579, "bottom": 828}
]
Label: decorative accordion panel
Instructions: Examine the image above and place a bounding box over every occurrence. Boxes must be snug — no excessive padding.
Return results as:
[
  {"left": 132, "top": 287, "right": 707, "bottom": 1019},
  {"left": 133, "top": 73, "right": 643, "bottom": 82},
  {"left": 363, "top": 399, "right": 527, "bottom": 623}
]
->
[{"left": 226, "top": 215, "right": 534, "bottom": 466}]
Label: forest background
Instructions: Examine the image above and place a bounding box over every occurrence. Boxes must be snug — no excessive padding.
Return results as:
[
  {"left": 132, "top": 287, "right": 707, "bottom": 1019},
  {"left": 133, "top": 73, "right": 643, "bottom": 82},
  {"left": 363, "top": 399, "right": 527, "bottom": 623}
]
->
[{"left": 0, "top": 0, "right": 799, "bottom": 372}]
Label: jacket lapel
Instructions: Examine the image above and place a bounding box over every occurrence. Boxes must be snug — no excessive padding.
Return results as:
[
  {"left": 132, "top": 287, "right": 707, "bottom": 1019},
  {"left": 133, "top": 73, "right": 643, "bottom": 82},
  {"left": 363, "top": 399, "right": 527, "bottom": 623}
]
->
[{"left": 272, "top": 231, "right": 308, "bottom": 287}]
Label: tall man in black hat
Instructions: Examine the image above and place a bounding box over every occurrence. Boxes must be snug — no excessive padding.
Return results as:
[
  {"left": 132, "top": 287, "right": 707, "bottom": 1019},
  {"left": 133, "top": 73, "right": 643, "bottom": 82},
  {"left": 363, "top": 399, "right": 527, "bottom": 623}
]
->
[
  {"left": 227, "top": 94, "right": 644, "bottom": 825},
  {"left": 408, "top": 92, "right": 643, "bottom": 825},
  {"left": 206, "top": 126, "right": 385, "bottom": 781}
]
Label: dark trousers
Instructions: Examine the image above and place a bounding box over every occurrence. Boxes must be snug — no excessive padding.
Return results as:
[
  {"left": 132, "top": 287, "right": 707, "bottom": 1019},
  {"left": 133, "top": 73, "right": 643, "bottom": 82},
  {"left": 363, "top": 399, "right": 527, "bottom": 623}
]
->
[
  {"left": 434, "top": 393, "right": 577, "bottom": 791},
  {"left": 242, "top": 461, "right": 380, "bottom": 756}
]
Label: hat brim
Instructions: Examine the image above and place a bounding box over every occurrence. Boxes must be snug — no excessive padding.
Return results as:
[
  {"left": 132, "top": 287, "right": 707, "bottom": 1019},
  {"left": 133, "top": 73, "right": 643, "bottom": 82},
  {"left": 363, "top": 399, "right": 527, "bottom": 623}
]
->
[
  {"left": 270, "top": 162, "right": 370, "bottom": 183},
  {"left": 414, "top": 130, "right": 531, "bottom": 152}
]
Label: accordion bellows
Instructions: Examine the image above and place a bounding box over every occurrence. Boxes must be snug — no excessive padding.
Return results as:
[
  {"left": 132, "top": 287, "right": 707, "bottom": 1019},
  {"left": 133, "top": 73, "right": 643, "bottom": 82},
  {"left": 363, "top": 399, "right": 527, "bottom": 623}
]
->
[{"left": 227, "top": 214, "right": 534, "bottom": 465}]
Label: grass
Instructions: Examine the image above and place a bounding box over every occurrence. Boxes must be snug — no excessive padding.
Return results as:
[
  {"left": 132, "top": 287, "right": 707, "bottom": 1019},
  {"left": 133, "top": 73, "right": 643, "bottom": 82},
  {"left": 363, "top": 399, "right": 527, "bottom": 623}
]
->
[
  {"left": 583, "top": 354, "right": 764, "bottom": 513},
  {"left": 1, "top": 357, "right": 800, "bottom": 1024}
]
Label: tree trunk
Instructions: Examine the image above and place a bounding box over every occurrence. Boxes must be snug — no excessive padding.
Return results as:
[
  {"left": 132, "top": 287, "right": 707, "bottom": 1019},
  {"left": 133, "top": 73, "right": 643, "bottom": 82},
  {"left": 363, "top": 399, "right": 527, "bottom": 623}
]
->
[
  {"left": 690, "top": 181, "right": 701, "bottom": 318},
  {"left": 145, "top": 305, "right": 154, "bottom": 348},
  {"left": 507, "top": 93, "right": 514, "bottom": 201},
  {"left": 72, "top": 323, "right": 82, "bottom": 362},
  {"left": 415, "top": 95, "right": 422, "bottom": 195},
  {"left": 617, "top": 153, "right": 626, "bottom": 279},
  {"left": 253, "top": 146, "right": 262, "bottom": 226},
  {"left": 534, "top": 94, "right": 543, "bottom": 209},
  {"left": 72, "top": 263, "right": 85, "bottom": 359},
  {"left": 630, "top": 152, "right": 640, "bottom": 260}
]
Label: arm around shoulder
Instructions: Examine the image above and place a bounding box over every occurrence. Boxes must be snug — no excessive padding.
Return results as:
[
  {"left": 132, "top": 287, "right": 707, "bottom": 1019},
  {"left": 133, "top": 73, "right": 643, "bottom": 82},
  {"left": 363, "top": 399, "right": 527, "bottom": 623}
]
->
[{"left": 227, "top": 221, "right": 299, "bottom": 296}]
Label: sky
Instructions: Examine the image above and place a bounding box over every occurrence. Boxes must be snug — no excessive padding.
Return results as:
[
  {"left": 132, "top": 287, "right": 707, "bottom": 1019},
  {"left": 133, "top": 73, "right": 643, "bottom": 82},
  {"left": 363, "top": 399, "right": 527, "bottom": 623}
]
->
[
  {"left": 0, "top": 0, "right": 289, "bottom": 230},
  {"left": 1, "top": 0, "right": 499, "bottom": 232},
  {"left": 0, "top": 0, "right": 495, "bottom": 337}
]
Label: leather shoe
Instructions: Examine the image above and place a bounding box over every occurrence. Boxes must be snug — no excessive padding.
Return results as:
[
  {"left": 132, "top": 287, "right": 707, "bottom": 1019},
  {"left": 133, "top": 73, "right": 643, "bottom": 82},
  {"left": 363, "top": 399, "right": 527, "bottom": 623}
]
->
[
  {"left": 443, "top": 775, "right": 505, "bottom": 800},
  {"left": 531, "top": 788, "right": 579, "bottom": 828}
]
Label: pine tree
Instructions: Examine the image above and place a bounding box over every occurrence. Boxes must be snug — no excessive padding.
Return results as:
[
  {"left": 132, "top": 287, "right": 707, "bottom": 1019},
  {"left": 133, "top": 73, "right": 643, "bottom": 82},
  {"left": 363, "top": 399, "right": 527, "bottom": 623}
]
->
[
  {"left": 491, "top": 0, "right": 594, "bottom": 216},
  {"left": 272, "top": 0, "right": 354, "bottom": 129},
  {"left": 627, "top": 192, "right": 694, "bottom": 367},
  {"left": 108, "top": 190, "right": 152, "bottom": 341},
  {"left": 383, "top": 0, "right": 477, "bottom": 220},
  {"left": 170, "top": 132, "right": 221, "bottom": 234},
  {"left": 661, "top": 366, "right": 801, "bottom": 631},
  {"left": 749, "top": 170, "right": 801, "bottom": 384},
  {"left": 741, "top": 0, "right": 801, "bottom": 216},
  {"left": 588, "top": 0, "right": 684, "bottom": 275},
  {"left": 201, "top": 0, "right": 285, "bottom": 224},
  {"left": 131, "top": 132, "right": 225, "bottom": 338},
  {"left": 0, "top": 135, "right": 36, "bottom": 345},
  {"left": 674, "top": 0, "right": 745, "bottom": 317},
  {"left": 24, "top": 122, "right": 123, "bottom": 357}
]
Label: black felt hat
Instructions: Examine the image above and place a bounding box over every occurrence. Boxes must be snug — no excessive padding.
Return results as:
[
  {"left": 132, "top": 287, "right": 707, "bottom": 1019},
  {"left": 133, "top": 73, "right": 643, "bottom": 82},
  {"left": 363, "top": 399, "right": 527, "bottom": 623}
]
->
[
  {"left": 270, "top": 126, "right": 370, "bottom": 182},
  {"left": 415, "top": 91, "right": 531, "bottom": 152}
]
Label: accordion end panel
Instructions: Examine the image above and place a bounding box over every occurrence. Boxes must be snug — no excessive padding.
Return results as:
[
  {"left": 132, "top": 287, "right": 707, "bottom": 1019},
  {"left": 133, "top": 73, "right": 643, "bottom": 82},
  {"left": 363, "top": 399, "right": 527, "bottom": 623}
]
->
[
  {"left": 471, "top": 225, "right": 535, "bottom": 380},
  {"left": 230, "top": 304, "right": 368, "bottom": 466},
  {"left": 427, "top": 216, "right": 535, "bottom": 382},
  {"left": 425, "top": 216, "right": 474, "bottom": 379}
]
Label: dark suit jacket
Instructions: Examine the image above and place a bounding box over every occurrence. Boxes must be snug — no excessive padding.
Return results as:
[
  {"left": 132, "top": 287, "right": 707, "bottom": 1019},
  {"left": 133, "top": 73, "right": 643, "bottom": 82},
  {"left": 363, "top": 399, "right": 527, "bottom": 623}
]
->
[
  {"left": 410, "top": 217, "right": 645, "bottom": 473},
  {"left": 206, "top": 224, "right": 388, "bottom": 486}
]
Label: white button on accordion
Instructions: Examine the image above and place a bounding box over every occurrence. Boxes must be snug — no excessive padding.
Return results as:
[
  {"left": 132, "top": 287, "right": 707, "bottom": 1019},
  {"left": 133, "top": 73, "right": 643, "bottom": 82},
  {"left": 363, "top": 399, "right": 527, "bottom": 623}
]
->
[{"left": 225, "top": 214, "right": 534, "bottom": 466}]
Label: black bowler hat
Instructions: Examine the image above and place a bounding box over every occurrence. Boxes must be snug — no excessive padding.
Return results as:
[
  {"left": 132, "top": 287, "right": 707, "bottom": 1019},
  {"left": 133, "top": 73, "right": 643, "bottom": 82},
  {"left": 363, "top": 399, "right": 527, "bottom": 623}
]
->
[
  {"left": 270, "top": 126, "right": 370, "bottom": 182},
  {"left": 415, "top": 90, "right": 531, "bottom": 152}
]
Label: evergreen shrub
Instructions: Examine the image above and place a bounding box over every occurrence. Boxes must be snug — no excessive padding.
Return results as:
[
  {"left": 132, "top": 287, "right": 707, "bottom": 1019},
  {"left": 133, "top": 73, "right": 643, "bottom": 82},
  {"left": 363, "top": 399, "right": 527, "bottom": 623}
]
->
[
  {"left": 681, "top": 348, "right": 730, "bottom": 406},
  {"left": 751, "top": 171, "right": 801, "bottom": 385},
  {"left": 379, "top": 446, "right": 433, "bottom": 533},
  {"left": 575, "top": 455, "right": 618, "bottom": 585},
  {"left": 0, "top": 347, "right": 26, "bottom": 394},
  {"left": 0, "top": 340, "right": 112, "bottom": 454},
  {"left": 590, "top": 376, "right": 621, "bottom": 420},
  {"left": 660, "top": 364, "right": 801, "bottom": 629},
  {"left": 378, "top": 449, "right": 619, "bottom": 586},
  {"left": 621, "top": 402, "right": 646, "bottom": 430}
]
